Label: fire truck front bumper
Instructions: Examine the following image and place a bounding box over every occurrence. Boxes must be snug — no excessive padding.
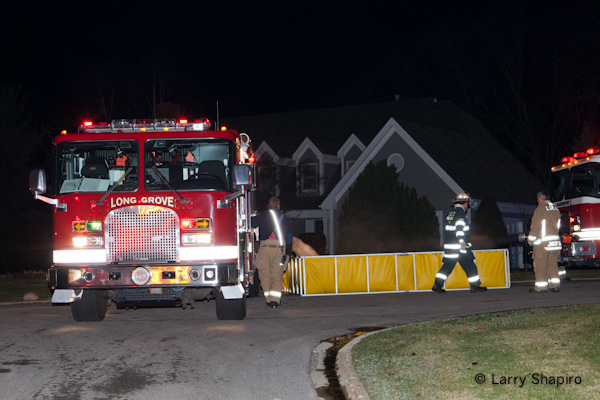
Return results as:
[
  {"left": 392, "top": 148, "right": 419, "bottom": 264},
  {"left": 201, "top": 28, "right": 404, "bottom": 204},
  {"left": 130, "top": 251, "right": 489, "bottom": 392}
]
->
[{"left": 47, "top": 262, "right": 239, "bottom": 290}]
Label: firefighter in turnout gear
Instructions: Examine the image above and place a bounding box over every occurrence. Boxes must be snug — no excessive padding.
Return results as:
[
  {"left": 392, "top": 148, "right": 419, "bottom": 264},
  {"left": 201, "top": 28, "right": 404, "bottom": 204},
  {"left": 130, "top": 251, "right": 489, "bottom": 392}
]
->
[
  {"left": 432, "top": 193, "right": 488, "bottom": 293},
  {"left": 527, "top": 191, "right": 562, "bottom": 293},
  {"left": 251, "top": 197, "right": 293, "bottom": 308}
]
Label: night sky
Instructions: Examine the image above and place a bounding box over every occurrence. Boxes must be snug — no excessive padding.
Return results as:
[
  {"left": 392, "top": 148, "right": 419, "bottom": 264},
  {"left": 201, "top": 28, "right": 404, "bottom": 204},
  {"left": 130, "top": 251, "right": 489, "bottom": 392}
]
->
[{"left": 2, "top": 0, "right": 595, "bottom": 138}]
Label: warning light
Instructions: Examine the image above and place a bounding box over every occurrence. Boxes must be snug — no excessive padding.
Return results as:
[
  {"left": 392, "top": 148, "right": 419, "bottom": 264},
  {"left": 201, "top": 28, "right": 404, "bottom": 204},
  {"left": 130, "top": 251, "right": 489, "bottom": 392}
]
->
[
  {"left": 587, "top": 148, "right": 597, "bottom": 155},
  {"left": 178, "top": 118, "right": 188, "bottom": 124},
  {"left": 248, "top": 156, "right": 256, "bottom": 163},
  {"left": 60, "top": 130, "right": 67, "bottom": 135},
  {"left": 573, "top": 152, "right": 586, "bottom": 159},
  {"left": 83, "top": 121, "right": 93, "bottom": 126},
  {"left": 220, "top": 126, "right": 227, "bottom": 131}
]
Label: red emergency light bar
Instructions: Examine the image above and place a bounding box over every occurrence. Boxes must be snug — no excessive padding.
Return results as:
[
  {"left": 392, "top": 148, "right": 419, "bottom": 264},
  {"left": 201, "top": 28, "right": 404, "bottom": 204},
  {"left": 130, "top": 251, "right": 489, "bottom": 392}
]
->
[
  {"left": 560, "top": 156, "right": 576, "bottom": 163},
  {"left": 587, "top": 148, "right": 598, "bottom": 155},
  {"left": 76, "top": 118, "right": 212, "bottom": 133},
  {"left": 573, "top": 152, "right": 586, "bottom": 159}
]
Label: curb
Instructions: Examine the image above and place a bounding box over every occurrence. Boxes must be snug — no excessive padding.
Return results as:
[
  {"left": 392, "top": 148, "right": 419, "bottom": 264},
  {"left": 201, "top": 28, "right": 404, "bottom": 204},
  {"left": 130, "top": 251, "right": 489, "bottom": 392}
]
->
[
  {"left": 310, "top": 341, "right": 333, "bottom": 399},
  {"left": 336, "top": 329, "right": 393, "bottom": 400}
]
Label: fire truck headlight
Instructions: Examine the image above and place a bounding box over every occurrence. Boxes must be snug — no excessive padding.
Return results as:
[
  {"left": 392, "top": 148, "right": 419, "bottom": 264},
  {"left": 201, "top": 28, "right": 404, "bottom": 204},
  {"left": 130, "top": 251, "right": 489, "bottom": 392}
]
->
[
  {"left": 573, "top": 224, "right": 581, "bottom": 232},
  {"left": 73, "top": 237, "right": 88, "bottom": 247},
  {"left": 72, "top": 235, "right": 103, "bottom": 248},
  {"left": 181, "top": 233, "right": 212, "bottom": 245},
  {"left": 131, "top": 267, "right": 152, "bottom": 286},
  {"left": 204, "top": 267, "right": 216, "bottom": 281}
]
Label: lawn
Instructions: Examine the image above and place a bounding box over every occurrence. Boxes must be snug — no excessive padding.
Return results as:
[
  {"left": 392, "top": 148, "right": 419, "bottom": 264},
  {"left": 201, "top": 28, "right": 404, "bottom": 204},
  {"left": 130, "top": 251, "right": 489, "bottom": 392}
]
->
[
  {"left": 0, "top": 274, "right": 52, "bottom": 303},
  {"left": 509, "top": 268, "right": 600, "bottom": 281},
  {"left": 352, "top": 304, "right": 600, "bottom": 399}
]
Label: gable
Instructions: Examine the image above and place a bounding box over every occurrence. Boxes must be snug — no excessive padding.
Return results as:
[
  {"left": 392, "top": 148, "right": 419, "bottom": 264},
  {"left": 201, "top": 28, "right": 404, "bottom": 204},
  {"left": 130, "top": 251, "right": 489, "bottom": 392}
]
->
[{"left": 321, "top": 118, "right": 462, "bottom": 210}]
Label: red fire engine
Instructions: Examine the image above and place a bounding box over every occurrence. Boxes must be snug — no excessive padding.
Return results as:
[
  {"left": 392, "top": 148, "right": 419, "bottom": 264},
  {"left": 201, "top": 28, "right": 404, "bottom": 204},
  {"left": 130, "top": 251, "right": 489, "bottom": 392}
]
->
[
  {"left": 29, "top": 118, "right": 256, "bottom": 321},
  {"left": 549, "top": 147, "right": 600, "bottom": 268}
]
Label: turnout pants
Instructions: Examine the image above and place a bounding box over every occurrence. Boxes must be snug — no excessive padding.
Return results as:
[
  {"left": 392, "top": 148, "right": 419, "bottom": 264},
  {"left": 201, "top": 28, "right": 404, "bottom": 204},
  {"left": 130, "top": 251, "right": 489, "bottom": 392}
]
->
[
  {"left": 256, "top": 239, "right": 285, "bottom": 304},
  {"left": 436, "top": 254, "right": 482, "bottom": 287},
  {"left": 532, "top": 247, "right": 560, "bottom": 291}
]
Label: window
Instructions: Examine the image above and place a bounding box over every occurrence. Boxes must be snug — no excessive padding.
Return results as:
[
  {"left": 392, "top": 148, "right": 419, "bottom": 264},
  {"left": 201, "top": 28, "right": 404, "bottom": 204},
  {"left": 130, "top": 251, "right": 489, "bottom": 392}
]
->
[
  {"left": 300, "top": 162, "right": 318, "bottom": 193},
  {"left": 55, "top": 140, "right": 139, "bottom": 194},
  {"left": 258, "top": 164, "right": 277, "bottom": 195},
  {"left": 387, "top": 153, "right": 405, "bottom": 172},
  {"left": 345, "top": 160, "right": 355, "bottom": 174},
  {"left": 144, "top": 138, "right": 234, "bottom": 192},
  {"left": 567, "top": 163, "right": 600, "bottom": 199}
]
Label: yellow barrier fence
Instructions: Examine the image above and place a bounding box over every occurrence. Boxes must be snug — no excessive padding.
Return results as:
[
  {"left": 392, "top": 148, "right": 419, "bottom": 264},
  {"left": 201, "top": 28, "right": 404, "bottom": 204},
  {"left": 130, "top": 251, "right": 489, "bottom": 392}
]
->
[{"left": 283, "top": 249, "right": 510, "bottom": 296}]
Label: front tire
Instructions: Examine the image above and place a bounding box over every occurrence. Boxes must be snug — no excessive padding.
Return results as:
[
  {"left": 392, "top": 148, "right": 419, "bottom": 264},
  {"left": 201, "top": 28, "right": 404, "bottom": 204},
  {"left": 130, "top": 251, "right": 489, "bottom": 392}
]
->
[
  {"left": 71, "top": 289, "right": 108, "bottom": 322},
  {"left": 215, "top": 289, "right": 246, "bottom": 320}
]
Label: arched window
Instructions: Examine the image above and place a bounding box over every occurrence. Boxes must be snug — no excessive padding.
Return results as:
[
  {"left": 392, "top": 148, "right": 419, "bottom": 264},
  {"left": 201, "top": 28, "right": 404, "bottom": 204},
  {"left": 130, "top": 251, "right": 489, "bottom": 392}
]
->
[{"left": 387, "top": 153, "right": 405, "bottom": 172}]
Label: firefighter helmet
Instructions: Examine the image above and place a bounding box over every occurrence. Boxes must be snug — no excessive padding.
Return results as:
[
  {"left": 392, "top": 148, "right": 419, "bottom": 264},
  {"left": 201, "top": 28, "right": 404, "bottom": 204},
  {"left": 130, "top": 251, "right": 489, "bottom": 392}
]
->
[{"left": 453, "top": 192, "right": 471, "bottom": 207}]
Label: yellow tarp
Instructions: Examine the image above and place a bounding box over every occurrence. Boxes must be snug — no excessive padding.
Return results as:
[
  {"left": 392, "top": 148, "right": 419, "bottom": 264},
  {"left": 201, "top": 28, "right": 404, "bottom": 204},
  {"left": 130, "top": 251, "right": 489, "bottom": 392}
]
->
[
  {"left": 305, "top": 257, "right": 336, "bottom": 294},
  {"left": 293, "top": 250, "right": 508, "bottom": 295},
  {"left": 369, "top": 255, "right": 397, "bottom": 292},
  {"left": 396, "top": 255, "right": 416, "bottom": 291},
  {"left": 415, "top": 253, "right": 443, "bottom": 290},
  {"left": 336, "top": 256, "right": 368, "bottom": 293}
]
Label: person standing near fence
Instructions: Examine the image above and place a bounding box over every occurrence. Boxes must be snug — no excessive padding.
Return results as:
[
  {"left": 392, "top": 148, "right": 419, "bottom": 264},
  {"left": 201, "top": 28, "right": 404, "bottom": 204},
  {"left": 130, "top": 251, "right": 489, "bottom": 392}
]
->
[
  {"left": 432, "top": 192, "right": 488, "bottom": 293},
  {"left": 527, "top": 190, "right": 562, "bottom": 293},
  {"left": 251, "top": 197, "right": 293, "bottom": 308}
]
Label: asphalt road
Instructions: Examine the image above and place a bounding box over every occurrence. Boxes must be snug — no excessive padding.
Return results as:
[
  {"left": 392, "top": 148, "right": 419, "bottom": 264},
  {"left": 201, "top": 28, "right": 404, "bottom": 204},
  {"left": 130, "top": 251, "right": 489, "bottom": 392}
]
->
[{"left": 1, "top": 280, "right": 599, "bottom": 400}]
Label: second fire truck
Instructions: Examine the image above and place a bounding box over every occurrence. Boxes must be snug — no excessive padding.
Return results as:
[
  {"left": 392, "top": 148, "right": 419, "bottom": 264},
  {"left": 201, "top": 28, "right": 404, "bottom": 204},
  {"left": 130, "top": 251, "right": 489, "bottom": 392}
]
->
[{"left": 549, "top": 147, "right": 600, "bottom": 268}]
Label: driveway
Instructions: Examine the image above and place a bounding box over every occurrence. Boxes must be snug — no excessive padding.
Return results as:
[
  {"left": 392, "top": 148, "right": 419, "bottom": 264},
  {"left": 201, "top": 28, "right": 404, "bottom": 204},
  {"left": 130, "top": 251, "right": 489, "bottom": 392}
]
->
[{"left": 1, "top": 280, "right": 598, "bottom": 400}]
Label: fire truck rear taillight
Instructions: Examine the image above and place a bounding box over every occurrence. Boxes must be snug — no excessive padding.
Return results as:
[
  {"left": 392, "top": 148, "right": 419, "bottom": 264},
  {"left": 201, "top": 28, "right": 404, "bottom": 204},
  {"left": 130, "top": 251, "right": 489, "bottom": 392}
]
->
[{"left": 83, "top": 121, "right": 93, "bottom": 126}]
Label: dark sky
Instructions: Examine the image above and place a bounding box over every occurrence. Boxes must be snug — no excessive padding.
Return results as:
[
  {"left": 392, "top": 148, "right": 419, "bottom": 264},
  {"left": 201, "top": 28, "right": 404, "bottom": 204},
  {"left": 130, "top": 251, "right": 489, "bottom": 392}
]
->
[{"left": 1, "top": 0, "right": 583, "bottom": 130}]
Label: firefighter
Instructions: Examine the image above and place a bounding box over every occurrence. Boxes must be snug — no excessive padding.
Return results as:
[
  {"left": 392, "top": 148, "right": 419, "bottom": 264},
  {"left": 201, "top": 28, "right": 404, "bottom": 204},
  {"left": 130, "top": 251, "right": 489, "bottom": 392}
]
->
[
  {"left": 168, "top": 145, "right": 183, "bottom": 164},
  {"left": 527, "top": 191, "right": 562, "bottom": 293},
  {"left": 251, "top": 197, "right": 293, "bottom": 308},
  {"left": 432, "top": 192, "right": 488, "bottom": 293}
]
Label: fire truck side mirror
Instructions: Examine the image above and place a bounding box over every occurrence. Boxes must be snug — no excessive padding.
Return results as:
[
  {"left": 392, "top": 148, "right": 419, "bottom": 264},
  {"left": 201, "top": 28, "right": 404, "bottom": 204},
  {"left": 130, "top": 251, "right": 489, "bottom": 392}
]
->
[
  {"left": 232, "top": 164, "right": 253, "bottom": 190},
  {"left": 29, "top": 169, "right": 47, "bottom": 195}
]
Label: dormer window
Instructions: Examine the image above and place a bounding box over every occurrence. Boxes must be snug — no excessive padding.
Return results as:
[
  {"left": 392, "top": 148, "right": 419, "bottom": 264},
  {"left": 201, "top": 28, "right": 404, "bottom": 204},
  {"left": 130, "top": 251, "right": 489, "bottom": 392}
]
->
[{"left": 300, "top": 162, "right": 318, "bottom": 193}]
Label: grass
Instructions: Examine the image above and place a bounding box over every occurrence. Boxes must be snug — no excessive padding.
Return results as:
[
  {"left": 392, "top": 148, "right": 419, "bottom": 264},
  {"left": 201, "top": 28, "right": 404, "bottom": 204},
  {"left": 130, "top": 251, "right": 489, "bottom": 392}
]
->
[
  {"left": 0, "top": 273, "right": 52, "bottom": 303},
  {"left": 509, "top": 268, "right": 600, "bottom": 281},
  {"left": 352, "top": 304, "right": 600, "bottom": 399}
]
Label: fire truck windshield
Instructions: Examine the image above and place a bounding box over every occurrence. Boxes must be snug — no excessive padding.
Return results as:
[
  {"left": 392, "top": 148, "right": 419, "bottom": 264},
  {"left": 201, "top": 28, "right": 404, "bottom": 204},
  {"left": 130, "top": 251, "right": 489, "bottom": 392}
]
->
[
  {"left": 551, "top": 162, "right": 600, "bottom": 201},
  {"left": 55, "top": 140, "right": 138, "bottom": 194},
  {"left": 144, "top": 138, "right": 234, "bottom": 192}
]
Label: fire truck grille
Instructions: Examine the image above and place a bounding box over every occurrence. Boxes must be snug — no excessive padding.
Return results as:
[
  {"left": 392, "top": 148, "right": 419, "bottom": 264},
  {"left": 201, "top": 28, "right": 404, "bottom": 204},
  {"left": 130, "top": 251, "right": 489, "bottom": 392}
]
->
[{"left": 106, "top": 206, "right": 178, "bottom": 263}]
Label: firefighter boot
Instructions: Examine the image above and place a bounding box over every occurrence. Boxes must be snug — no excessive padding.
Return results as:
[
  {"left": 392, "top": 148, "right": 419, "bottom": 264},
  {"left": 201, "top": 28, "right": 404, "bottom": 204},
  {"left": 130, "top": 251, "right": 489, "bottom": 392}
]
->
[
  {"left": 432, "top": 279, "right": 446, "bottom": 293},
  {"left": 470, "top": 283, "right": 488, "bottom": 293}
]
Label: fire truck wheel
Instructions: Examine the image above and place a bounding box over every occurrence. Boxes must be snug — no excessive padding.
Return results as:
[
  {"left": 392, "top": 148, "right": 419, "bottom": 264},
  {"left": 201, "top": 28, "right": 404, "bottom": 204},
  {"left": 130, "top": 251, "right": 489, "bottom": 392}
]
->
[
  {"left": 215, "top": 290, "right": 246, "bottom": 320},
  {"left": 71, "top": 289, "right": 108, "bottom": 322}
]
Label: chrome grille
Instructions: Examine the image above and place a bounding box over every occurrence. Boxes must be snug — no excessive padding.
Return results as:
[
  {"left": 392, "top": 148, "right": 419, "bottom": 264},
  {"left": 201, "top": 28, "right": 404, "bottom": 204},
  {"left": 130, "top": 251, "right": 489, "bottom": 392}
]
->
[{"left": 106, "top": 206, "right": 178, "bottom": 263}]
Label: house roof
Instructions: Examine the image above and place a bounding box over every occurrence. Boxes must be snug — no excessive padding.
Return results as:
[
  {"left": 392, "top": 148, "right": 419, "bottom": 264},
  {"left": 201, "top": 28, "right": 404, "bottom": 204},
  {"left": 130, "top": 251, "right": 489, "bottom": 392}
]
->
[{"left": 222, "top": 99, "right": 544, "bottom": 205}]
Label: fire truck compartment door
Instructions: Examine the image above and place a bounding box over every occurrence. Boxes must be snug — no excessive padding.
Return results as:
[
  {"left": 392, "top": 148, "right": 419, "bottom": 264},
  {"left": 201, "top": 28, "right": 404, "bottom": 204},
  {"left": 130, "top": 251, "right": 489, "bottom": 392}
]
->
[
  {"left": 572, "top": 242, "right": 597, "bottom": 256},
  {"left": 52, "top": 289, "right": 83, "bottom": 303}
]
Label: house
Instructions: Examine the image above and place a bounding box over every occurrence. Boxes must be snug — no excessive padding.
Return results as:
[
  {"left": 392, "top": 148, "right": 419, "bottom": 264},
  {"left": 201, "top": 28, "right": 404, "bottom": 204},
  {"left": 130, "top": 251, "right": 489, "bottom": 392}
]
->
[{"left": 222, "top": 98, "right": 544, "bottom": 265}]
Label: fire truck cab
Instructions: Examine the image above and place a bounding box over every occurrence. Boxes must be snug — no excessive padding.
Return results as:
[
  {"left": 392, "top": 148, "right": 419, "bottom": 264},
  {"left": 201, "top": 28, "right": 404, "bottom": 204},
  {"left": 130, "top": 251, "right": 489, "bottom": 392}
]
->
[
  {"left": 549, "top": 148, "right": 600, "bottom": 268},
  {"left": 29, "top": 118, "right": 256, "bottom": 321}
]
